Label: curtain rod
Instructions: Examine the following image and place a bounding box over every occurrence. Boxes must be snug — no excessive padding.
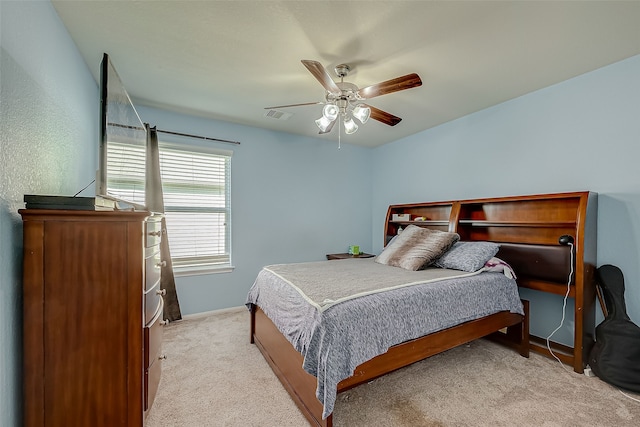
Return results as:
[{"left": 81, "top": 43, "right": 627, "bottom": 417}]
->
[
  {"left": 156, "top": 129, "right": 241, "bottom": 145},
  {"left": 107, "top": 122, "right": 241, "bottom": 145}
]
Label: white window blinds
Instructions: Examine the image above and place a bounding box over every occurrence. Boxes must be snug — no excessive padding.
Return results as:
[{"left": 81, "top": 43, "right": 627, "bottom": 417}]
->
[
  {"left": 106, "top": 142, "right": 146, "bottom": 205},
  {"left": 159, "top": 146, "right": 231, "bottom": 269},
  {"left": 106, "top": 141, "right": 232, "bottom": 272}
]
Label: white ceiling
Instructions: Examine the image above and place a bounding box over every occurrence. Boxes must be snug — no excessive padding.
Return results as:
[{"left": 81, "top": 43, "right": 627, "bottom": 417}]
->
[{"left": 52, "top": 1, "right": 640, "bottom": 148}]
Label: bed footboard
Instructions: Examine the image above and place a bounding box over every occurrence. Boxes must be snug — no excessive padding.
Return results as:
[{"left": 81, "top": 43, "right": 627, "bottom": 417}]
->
[
  {"left": 251, "top": 305, "right": 331, "bottom": 427},
  {"left": 250, "top": 302, "right": 529, "bottom": 426}
]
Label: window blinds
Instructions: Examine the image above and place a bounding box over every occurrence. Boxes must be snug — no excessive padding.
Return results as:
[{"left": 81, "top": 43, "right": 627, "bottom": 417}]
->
[
  {"left": 159, "top": 146, "right": 231, "bottom": 268},
  {"left": 106, "top": 141, "right": 232, "bottom": 270}
]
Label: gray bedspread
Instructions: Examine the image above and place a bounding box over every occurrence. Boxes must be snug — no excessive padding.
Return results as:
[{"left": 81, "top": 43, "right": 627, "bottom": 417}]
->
[
  {"left": 246, "top": 258, "right": 523, "bottom": 419},
  {"left": 262, "top": 260, "right": 479, "bottom": 311}
]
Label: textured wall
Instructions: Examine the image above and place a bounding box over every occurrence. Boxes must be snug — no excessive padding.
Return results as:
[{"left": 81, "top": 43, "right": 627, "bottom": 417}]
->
[{"left": 0, "top": 2, "right": 99, "bottom": 425}]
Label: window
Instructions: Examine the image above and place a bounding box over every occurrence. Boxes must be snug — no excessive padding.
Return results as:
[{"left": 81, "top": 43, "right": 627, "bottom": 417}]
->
[
  {"left": 158, "top": 145, "right": 232, "bottom": 273},
  {"left": 106, "top": 141, "right": 232, "bottom": 275}
]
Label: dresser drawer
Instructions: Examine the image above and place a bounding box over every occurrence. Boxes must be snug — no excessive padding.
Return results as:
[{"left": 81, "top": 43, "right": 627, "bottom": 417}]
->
[
  {"left": 144, "top": 298, "right": 164, "bottom": 369},
  {"left": 145, "top": 217, "right": 163, "bottom": 248},
  {"left": 144, "top": 280, "right": 163, "bottom": 325},
  {"left": 145, "top": 353, "right": 162, "bottom": 412},
  {"left": 145, "top": 249, "right": 162, "bottom": 292},
  {"left": 144, "top": 302, "right": 164, "bottom": 411}
]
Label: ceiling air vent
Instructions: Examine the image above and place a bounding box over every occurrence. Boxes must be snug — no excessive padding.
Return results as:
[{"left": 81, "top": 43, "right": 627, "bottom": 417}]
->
[{"left": 264, "top": 109, "right": 293, "bottom": 121}]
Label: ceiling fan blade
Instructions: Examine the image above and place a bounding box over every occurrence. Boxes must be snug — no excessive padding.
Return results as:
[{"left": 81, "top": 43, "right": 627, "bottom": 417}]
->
[
  {"left": 318, "top": 119, "right": 336, "bottom": 135},
  {"left": 264, "top": 101, "right": 323, "bottom": 109},
  {"left": 366, "top": 105, "right": 402, "bottom": 126},
  {"left": 301, "top": 60, "right": 341, "bottom": 95},
  {"left": 357, "top": 73, "right": 422, "bottom": 100}
]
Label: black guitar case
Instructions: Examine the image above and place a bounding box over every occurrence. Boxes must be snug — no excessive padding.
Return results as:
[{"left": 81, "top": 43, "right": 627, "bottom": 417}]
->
[{"left": 589, "top": 264, "right": 640, "bottom": 392}]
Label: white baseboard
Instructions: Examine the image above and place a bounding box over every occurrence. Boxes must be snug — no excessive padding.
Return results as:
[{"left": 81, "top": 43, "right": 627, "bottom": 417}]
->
[{"left": 181, "top": 305, "right": 246, "bottom": 320}]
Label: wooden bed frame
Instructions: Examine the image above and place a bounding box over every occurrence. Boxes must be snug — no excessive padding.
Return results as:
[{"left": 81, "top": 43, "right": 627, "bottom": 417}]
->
[{"left": 249, "top": 191, "right": 597, "bottom": 426}]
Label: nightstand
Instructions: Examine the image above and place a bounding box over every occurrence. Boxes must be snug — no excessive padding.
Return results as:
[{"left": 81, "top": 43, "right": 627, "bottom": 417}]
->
[{"left": 326, "top": 252, "right": 375, "bottom": 260}]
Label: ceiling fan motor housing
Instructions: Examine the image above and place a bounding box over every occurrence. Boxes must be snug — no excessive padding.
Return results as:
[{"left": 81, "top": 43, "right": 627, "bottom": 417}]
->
[
  {"left": 334, "top": 64, "right": 350, "bottom": 78},
  {"left": 326, "top": 81, "right": 360, "bottom": 105}
]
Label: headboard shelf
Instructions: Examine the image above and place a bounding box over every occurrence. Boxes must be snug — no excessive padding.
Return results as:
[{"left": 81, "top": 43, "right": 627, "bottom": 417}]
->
[
  {"left": 458, "top": 220, "right": 577, "bottom": 227},
  {"left": 392, "top": 220, "right": 450, "bottom": 226},
  {"left": 384, "top": 191, "right": 597, "bottom": 372},
  {"left": 385, "top": 203, "right": 454, "bottom": 238}
]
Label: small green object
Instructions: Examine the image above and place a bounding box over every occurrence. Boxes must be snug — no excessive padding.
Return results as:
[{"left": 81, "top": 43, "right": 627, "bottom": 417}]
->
[{"left": 349, "top": 245, "right": 360, "bottom": 255}]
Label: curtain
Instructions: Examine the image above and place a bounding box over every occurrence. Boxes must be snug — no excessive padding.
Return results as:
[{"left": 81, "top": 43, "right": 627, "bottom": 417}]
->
[{"left": 146, "top": 124, "right": 182, "bottom": 321}]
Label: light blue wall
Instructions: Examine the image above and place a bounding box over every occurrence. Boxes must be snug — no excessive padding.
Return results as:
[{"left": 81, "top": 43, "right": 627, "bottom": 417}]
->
[
  {"left": 0, "top": 1, "right": 99, "bottom": 425},
  {"left": 135, "top": 106, "right": 373, "bottom": 315},
  {"left": 372, "top": 54, "right": 640, "bottom": 345}
]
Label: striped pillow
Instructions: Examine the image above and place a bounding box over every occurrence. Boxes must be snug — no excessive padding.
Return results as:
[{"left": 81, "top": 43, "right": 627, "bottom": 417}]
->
[{"left": 375, "top": 225, "right": 460, "bottom": 271}]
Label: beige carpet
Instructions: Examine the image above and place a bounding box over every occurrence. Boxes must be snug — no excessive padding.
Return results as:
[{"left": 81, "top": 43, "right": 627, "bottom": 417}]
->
[{"left": 145, "top": 307, "right": 640, "bottom": 427}]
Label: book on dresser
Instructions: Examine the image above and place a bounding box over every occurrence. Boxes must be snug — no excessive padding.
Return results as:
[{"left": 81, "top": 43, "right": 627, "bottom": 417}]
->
[{"left": 19, "top": 208, "right": 165, "bottom": 427}]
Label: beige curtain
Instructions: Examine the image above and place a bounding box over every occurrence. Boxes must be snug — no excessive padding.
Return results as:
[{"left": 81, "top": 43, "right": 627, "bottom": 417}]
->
[{"left": 146, "top": 124, "right": 182, "bottom": 321}]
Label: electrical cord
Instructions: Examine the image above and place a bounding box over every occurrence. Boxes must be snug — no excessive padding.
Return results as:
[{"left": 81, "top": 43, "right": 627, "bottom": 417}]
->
[
  {"left": 620, "top": 389, "right": 640, "bottom": 403},
  {"left": 73, "top": 178, "right": 96, "bottom": 197},
  {"left": 546, "top": 242, "right": 574, "bottom": 373}
]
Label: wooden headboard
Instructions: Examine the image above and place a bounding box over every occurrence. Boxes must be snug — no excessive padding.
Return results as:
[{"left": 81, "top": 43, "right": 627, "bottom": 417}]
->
[{"left": 384, "top": 191, "right": 598, "bottom": 373}]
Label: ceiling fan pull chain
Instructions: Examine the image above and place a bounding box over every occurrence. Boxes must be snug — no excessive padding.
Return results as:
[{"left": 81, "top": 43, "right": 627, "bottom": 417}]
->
[{"left": 338, "top": 117, "right": 341, "bottom": 149}]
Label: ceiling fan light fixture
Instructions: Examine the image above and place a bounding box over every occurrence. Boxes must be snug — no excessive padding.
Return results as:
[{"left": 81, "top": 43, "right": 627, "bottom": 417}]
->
[
  {"left": 322, "top": 103, "right": 339, "bottom": 121},
  {"left": 270, "top": 60, "right": 422, "bottom": 139},
  {"left": 352, "top": 104, "right": 371, "bottom": 124},
  {"left": 343, "top": 117, "right": 358, "bottom": 134},
  {"left": 315, "top": 115, "right": 334, "bottom": 132}
]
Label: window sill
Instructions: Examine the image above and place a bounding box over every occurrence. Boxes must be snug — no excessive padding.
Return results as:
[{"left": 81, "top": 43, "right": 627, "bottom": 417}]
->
[{"left": 173, "top": 265, "right": 235, "bottom": 277}]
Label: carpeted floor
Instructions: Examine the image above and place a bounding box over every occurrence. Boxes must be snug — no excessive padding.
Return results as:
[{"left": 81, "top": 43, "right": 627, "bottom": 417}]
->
[{"left": 145, "top": 307, "right": 640, "bottom": 427}]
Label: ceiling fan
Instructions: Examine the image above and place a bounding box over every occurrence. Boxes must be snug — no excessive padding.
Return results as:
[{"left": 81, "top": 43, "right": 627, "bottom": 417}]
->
[{"left": 265, "top": 60, "right": 422, "bottom": 135}]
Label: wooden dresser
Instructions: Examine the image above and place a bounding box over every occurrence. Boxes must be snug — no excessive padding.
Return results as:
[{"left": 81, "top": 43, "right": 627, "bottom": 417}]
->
[{"left": 19, "top": 209, "right": 165, "bottom": 427}]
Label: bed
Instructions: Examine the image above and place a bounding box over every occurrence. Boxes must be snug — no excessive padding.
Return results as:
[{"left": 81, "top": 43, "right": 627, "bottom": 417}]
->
[{"left": 247, "top": 191, "right": 597, "bottom": 427}]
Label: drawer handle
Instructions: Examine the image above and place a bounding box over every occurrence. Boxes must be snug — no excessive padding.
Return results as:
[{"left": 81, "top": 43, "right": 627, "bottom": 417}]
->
[
  {"left": 160, "top": 319, "right": 170, "bottom": 326},
  {"left": 155, "top": 260, "right": 167, "bottom": 269},
  {"left": 156, "top": 289, "right": 167, "bottom": 296},
  {"left": 148, "top": 230, "right": 162, "bottom": 237},
  {"left": 159, "top": 354, "right": 167, "bottom": 361}
]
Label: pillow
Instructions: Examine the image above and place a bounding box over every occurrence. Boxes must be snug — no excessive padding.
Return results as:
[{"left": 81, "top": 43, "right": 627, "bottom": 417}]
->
[
  {"left": 375, "top": 225, "right": 459, "bottom": 271},
  {"left": 433, "top": 241, "right": 500, "bottom": 272}
]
